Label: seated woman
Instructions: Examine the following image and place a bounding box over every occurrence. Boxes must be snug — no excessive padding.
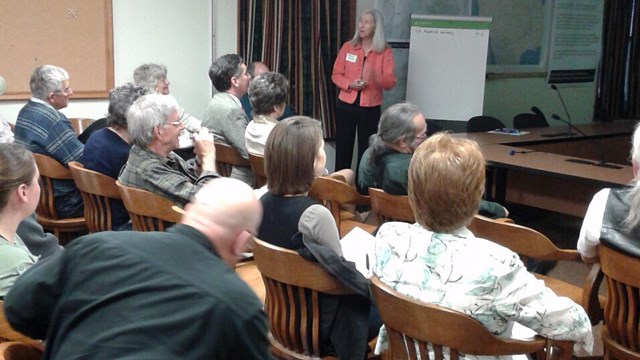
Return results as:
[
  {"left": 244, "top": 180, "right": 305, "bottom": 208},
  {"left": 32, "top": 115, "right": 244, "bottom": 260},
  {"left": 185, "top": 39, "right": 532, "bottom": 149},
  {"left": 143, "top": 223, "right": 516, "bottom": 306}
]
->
[
  {"left": 258, "top": 116, "right": 379, "bottom": 359},
  {"left": 373, "top": 133, "right": 593, "bottom": 357},
  {"left": 0, "top": 143, "right": 40, "bottom": 298},
  {"left": 81, "top": 83, "right": 147, "bottom": 230},
  {"left": 578, "top": 123, "right": 640, "bottom": 263},
  {"left": 358, "top": 102, "right": 507, "bottom": 218},
  {"left": 244, "top": 72, "right": 289, "bottom": 155}
]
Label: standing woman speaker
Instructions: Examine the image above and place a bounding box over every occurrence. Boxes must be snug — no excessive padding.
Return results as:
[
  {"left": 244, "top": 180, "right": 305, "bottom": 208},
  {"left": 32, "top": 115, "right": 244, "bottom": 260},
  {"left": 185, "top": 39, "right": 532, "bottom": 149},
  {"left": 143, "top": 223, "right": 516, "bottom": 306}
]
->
[{"left": 332, "top": 9, "right": 396, "bottom": 172}]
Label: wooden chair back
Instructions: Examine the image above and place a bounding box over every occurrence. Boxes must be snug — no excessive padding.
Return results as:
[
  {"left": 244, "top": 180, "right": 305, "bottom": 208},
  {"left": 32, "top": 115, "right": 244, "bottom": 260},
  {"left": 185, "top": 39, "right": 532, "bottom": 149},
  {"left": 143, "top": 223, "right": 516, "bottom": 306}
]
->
[
  {"left": 598, "top": 245, "right": 640, "bottom": 359},
  {"left": 214, "top": 142, "right": 250, "bottom": 177},
  {"left": 32, "top": 153, "right": 86, "bottom": 240},
  {"left": 368, "top": 188, "right": 415, "bottom": 224},
  {"left": 68, "top": 118, "right": 95, "bottom": 135},
  {"left": 467, "top": 215, "right": 607, "bottom": 322},
  {"left": 370, "top": 275, "right": 573, "bottom": 360},
  {"left": 115, "top": 181, "right": 181, "bottom": 231},
  {"left": 248, "top": 152, "right": 267, "bottom": 188},
  {"left": 468, "top": 215, "right": 580, "bottom": 262},
  {"left": 68, "top": 161, "right": 122, "bottom": 233},
  {"left": 252, "top": 238, "right": 354, "bottom": 359},
  {"left": 308, "top": 176, "right": 374, "bottom": 237}
]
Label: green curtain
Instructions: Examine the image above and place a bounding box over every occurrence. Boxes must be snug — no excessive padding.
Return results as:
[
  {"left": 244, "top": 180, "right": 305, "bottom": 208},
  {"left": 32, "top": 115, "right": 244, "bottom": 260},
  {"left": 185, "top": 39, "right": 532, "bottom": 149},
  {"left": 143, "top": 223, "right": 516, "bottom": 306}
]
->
[
  {"left": 596, "top": 0, "right": 640, "bottom": 120},
  {"left": 238, "top": 0, "right": 355, "bottom": 138}
]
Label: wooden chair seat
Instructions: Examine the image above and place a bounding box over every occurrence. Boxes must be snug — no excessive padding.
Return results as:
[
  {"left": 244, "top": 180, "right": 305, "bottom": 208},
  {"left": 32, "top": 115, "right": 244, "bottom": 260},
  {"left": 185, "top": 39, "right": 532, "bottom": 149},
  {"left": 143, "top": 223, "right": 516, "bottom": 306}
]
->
[
  {"left": 253, "top": 238, "right": 376, "bottom": 359},
  {"left": 214, "top": 142, "right": 250, "bottom": 177},
  {"left": 32, "top": 153, "right": 87, "bottom": 243},
  {"left": 235, "top": 260, "right": 265, "bottom": 304},
  {"left": 68, "top": 161, "right": 123, "bottom": 232},
  {"left": 115, "top": 181, "right": 182, "bottom": 231},
  {"left": 308, "top": 176, "right": 373, "bottom": 238},
  {"left": 370, "top": 275, "right": 573, "bottom": 360}
]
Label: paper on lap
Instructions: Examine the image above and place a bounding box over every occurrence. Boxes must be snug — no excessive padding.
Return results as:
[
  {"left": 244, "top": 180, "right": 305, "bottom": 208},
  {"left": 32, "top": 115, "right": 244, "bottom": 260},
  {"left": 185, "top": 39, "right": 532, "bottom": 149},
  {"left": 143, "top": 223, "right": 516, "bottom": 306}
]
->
[{"left": 340, "top": 226, "right": 375, "bottom": 278}]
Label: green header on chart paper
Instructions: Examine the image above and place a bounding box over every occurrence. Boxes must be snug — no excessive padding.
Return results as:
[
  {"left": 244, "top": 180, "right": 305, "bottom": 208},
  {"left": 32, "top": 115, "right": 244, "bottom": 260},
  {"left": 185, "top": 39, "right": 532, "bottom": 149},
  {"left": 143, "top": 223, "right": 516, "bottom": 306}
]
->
[{"left": 411, "top": 18, "right": 491, "bottom": 30}]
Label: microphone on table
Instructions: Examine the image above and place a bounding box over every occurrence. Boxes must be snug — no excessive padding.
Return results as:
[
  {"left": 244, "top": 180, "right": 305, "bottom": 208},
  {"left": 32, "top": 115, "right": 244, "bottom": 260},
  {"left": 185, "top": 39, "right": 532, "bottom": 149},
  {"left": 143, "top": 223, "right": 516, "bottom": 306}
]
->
[
  {"left": 508, "top": 149, "right": 537, "bottom": 156},
  {"left": 551, "top": 114, "right": 623, "bottom": 169},
  {"left": 550, "top": 84, "right": 575, "bottom": 137}
]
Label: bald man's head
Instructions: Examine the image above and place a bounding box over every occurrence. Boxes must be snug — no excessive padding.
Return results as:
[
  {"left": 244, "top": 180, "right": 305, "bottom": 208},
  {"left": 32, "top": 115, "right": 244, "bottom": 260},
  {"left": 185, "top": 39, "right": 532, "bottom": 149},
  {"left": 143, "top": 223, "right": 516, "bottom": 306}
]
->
[
  {"left": 181, "top": 178, "right": 262, "bottom": 266},
  {"left": 247, "top": 61, "right": 270, "bottom": 78}
]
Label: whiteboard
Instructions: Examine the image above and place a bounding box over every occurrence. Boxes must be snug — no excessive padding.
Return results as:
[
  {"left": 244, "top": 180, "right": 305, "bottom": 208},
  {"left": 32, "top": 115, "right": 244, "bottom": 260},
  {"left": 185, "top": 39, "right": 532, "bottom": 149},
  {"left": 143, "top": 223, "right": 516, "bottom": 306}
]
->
[{"left": 406, "top": 15, "right": 491, "bottom": 121}]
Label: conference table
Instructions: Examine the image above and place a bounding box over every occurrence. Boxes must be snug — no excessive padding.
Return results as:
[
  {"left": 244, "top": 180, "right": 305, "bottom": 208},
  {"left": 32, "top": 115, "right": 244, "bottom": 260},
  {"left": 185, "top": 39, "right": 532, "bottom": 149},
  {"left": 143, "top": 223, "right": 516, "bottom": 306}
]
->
[{"left": 454, "top": 121, "right": 637, "bottom": 217}]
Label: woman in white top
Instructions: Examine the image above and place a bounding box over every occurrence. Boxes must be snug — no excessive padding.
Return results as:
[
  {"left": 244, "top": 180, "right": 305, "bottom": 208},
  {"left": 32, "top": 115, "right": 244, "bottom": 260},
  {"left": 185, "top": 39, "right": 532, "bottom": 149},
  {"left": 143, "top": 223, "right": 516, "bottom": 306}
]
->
[
  {"left": 244, "top": 72, "right": 290, "bottom": 155},
  {"left": 0, "top": 143, "right": 40, "bottom": 297}
]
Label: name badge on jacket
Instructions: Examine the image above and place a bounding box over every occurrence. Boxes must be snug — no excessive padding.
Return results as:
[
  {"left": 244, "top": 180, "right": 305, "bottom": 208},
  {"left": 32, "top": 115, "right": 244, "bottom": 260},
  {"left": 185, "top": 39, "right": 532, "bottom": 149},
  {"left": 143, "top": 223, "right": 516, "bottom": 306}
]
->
[{"left": 346, "top": 53, "right": 357, "bottom": 63}]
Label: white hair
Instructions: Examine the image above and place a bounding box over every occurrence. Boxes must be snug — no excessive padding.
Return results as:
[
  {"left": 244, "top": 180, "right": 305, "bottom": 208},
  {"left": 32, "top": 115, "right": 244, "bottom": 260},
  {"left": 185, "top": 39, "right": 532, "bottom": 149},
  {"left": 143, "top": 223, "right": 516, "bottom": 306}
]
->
[
  {"left": 29, "top": 65, "right": 69, "bottom": 100},
  {"left": 127, "top": 94, "right": 179, "bottom": 147}
]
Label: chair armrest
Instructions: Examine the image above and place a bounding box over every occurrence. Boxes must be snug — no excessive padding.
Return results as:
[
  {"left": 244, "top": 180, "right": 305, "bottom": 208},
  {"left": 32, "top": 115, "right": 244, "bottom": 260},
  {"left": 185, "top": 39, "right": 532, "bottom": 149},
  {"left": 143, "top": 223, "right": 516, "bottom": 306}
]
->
[{"left": 582, "top": 263, "right": 604, "bottom": 325}]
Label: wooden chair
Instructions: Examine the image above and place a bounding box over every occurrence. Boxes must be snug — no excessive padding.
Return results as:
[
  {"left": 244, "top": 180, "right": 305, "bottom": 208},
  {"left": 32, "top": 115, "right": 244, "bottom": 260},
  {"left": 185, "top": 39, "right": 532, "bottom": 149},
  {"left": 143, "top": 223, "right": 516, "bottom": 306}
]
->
[
  {"left": 0, "top": 341, "right": 44, "bottom": 360},
  {"left": 252, "top": 238, "right": 375, "bottom": 359},
  {"left": 32, "top": 153, "right": 87, "bottom": 242},
  {"left": 68, "top": 118, "right": 95, "bottom": 135},
  {"left": 468, "top": 215, "right": 606, "bottom": 323},
  {"left": 248, "top": 152, "right": 267, "bottom": 188},
  {"left": 583, "top": 245, "right": 640, "bottom": 359},
  {"left": 115, "top": 181, "right": 182, "bottom": 231},
  {"left": 0, "top": 301, "right": 41, "bottom": 348},
  {"left": 68, "top": 162, "right": 123, "bottom": 233},
  {"left": 214, "top": 142, "right": 250, "bottom": 177},
  {"left": 370, "top": 275, "right": 573, "bottom": 360},
  {"left": 368, "top": 188, "right": 415, "bottom": 224},
  {"left": 308, "top": 176, "right": 376, "bottom": 237}
]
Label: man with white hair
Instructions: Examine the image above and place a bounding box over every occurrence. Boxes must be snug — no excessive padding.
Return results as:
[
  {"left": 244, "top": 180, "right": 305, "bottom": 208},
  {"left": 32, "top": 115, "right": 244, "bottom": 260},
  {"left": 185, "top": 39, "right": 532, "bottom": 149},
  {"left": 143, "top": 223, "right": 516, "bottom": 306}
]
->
[
  {"left": 5, "top": 178, "right": 270, "bottom": 359},
  {"left": 14, "top": 65, "right": 84, "bottom": 218},
  {"left": 118, "top": 93, "right": 218, "bottom": 207}
]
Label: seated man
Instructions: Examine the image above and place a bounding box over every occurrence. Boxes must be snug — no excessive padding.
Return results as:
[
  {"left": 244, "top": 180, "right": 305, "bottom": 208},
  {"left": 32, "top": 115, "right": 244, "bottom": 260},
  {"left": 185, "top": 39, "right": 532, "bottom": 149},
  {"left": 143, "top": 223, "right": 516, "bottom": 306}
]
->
[
  {"left": 118, "top": 94, "right": 218, "bottom": 207},
  {"left": 373, "top": 133, "right": 593, "bottom": 356},
  {"left": 4, "top": 178, "right": 271, "bottom": 359},
  {"left": 241, "top": 61, "right": 295, "bottom": 120},
  {"left": 203, "top": 54, "right": 254, "bottom": 186},
  {"left": 82, "top": 83, "right": 147, "bottom": 230},
  {"left": 358, "top": 102, "right": 507, "bottom": 218},
  {"left": 578, "top": 123, "right": 640, "bottom": 263},
  {"left": 14, "top": 65, "right": 84, "bottom": 218}
]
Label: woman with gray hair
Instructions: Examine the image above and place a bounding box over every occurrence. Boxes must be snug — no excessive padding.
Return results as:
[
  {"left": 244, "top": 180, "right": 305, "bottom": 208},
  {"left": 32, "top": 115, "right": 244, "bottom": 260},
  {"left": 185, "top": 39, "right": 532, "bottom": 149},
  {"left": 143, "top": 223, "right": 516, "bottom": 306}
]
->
[
  {"left": 133, "top": 63, "right": 202, "bottom": 133},
  {"left": 81, "top": 83, "right": 147, "bottom": 230},
  {"left": 244, "top": 72, "right": 289, "bottom": 155},
  {"left": 578, "top": 123, "right": 640, "bottom": 263},
  {"left": 357, "top": 102, "right": 507, "bottom": 218}
]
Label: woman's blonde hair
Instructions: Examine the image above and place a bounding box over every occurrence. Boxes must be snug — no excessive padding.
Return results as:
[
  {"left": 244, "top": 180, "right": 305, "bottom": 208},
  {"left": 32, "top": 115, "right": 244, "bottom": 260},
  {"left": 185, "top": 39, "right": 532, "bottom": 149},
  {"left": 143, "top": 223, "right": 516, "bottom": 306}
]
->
[
  {"left": 408, "top": 133, "right": 485, "bottom": 232},
  {"left": 350, "top": 9, "right": 388, "bottom": 52}
]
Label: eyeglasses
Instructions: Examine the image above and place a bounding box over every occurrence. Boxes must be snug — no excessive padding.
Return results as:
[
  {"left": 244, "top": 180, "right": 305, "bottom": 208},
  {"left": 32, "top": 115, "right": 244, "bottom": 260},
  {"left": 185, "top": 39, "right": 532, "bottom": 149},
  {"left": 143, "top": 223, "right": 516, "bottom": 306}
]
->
[
  {"left": 163, "top": 121, "right": 183, "bottom": 128},
  {"left": 55, "top": 87, "right": 73, "bottom": 96}
]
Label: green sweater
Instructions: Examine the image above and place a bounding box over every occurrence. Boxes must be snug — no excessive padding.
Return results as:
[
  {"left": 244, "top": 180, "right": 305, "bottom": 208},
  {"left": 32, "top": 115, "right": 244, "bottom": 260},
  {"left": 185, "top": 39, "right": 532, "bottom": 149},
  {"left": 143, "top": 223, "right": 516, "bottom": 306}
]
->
[{"left": 357, "top": 147, "right": 506, "bottom": 218}]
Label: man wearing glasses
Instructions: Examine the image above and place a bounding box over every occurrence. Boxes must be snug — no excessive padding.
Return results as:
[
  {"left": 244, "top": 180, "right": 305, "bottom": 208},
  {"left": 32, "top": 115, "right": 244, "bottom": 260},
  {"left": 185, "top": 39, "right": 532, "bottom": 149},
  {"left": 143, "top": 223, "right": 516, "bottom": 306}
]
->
[
  {"left": 14, "top": 65, "right": 84, "bottom": 218},
  {"left": 119, "top": 94, "right": 218, "bottom": 207}
]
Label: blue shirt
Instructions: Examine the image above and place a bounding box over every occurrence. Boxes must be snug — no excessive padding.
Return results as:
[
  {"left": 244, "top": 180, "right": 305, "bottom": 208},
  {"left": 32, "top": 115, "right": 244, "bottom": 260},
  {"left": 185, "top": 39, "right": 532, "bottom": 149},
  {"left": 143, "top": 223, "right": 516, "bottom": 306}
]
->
[
  {"left": 15, "top": 100, "right": 84, "bottom": 218},
  {"left": 82, "top": 128, "right": 132, "bottom": 229}
]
